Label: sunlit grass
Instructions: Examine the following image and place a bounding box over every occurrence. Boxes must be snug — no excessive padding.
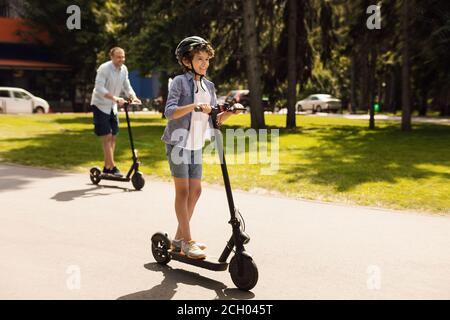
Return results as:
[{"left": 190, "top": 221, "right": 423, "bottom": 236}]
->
[{"left": 0, "top": 113, "right": 449, "bottom": 214}]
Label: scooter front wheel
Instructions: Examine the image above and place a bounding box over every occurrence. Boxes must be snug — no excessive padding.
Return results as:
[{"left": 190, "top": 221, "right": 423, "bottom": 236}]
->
[
  {"left": 90, "top": 167, "right": 102, "bottom": 185},
  {"left": 229, "top": 254, "right": 258, "bottom": 291},
  {"left": 132, "top": 171, "right": 145, "bottom": 190},
  {"left": 151, "top": 232, "right": 171, "bottom": 264}
]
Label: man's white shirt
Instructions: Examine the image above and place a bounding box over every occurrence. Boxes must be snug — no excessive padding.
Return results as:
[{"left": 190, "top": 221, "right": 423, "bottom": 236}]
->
[{"left": 90, "top": 61, "right": 136, "bottom": 115}]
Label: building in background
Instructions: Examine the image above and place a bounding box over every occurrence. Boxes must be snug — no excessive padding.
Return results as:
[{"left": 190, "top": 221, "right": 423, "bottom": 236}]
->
[
  {"left": 128, "top": 70, "right": 161, "bottom": 101},
  {"left": 0, "top": 0, "right": 161, "bottom": 112},
  {"left": 0, "top": 0, "right": 74, "bottom": 112}
]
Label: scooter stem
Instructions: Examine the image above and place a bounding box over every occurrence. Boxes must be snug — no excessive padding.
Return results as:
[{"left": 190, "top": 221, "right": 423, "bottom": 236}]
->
[
  {"left": 211, "top": 111, "right": 236, "bottom": 219},
  {"left": 124, "top": 103, "right": 137, "bottom": 162}
]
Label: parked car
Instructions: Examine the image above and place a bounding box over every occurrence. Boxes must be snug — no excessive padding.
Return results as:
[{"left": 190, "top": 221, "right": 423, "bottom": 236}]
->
[
  {"left": 0, "top": 87, "right": 50, "bottom": 114},
  {"left": 295, "top": 94, "right": 341, "bottom": 113},
  {"left": 224, "top": 89, "right": 275, "bottom": 112}
]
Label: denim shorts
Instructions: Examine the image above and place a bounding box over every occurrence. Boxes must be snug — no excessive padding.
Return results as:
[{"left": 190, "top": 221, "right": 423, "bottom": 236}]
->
[
  {"left": 92, "top": 105, "right": 119, "bottom": 136},
  {"left": 165, "top": 143, "right": 202, "bottom": 179}
]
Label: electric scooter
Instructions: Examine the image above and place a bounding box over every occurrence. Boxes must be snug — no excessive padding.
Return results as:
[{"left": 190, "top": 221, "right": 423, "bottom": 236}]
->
[
  {"left": 89, "top": 102, "right": 145, "bottom": 190},
  {"left": 150, "top": 103, "right": 258, "bottom": 291}
]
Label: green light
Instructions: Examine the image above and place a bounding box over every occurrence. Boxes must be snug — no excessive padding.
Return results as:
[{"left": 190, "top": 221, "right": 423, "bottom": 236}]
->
[{"left": 374, "top": 103, "right": 380, "bottom": 113}]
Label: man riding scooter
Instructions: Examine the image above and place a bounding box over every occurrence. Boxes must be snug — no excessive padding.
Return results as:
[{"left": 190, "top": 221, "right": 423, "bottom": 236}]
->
[{"left": 90, "top": 46, "right": 141, "bottom": 177}]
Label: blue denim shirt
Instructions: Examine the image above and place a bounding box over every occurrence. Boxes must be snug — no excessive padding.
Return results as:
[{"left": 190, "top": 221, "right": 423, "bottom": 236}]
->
[{"left": 161, "top": 72, "right": 217, "bottom": 145}]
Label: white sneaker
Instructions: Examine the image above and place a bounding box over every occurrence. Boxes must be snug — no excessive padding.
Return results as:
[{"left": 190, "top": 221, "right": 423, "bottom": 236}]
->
[
  {"left": 195, "top": 242, "right": 207, "bottom": 250},
  {"left": 182, "top": 240, "right": 206, "bottom": 259},
  {"left": 172, "top": 239, "right": 206, "bottom": 251}
]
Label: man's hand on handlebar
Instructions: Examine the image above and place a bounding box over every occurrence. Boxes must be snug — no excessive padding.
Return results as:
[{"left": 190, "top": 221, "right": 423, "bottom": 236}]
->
[
  {"left": 130, "top": 97, "right": 142, "bottom": 105},
  {"left": 115, "top": 97, "right": 126, "bottom": 107}
]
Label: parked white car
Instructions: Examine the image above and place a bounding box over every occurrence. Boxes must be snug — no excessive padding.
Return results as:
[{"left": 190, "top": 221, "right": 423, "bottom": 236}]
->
[
  {"left": 0, "top": 87, "right": 50, "bottom": 114},
  {"left": 295, "top": 94, "right": 341, "bottom": 113}
]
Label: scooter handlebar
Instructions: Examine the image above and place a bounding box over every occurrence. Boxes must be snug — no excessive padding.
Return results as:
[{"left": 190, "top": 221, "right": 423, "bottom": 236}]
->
[
  {"left": 122, "top": 100, "right": 142, "bottom": 112},
  {"left": 222, "top": 103, "right": 247, "bottom": 113},
  {"left": 194, "top": 102, "right": 246, "bottom": 114}
]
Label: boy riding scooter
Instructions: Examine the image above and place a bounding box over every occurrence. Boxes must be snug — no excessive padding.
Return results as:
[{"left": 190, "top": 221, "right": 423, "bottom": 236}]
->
[{"left": 151, "top": 36, "right": 258, "bottom": 291}]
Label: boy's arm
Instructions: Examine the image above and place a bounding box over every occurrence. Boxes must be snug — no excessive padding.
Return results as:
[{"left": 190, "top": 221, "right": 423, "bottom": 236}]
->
[
  {"left": 217, "top": 111, "right": 234, "bottom": 125},
  {"left": 164, "top": 78, "right": 197, "bottom": 120},
  {"left": 216, "top": 103, "right": 244, "bottom": 125}
]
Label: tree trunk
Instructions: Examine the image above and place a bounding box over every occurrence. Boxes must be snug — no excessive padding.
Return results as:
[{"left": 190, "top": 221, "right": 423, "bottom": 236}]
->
[
  {"left": 361, "top": 48, "right": 369, "bottom": 112},
  {"left": 401, "top": 0, "right": 412, "bottom": 131},
  {"left": 350, "top": 53, "right": 358, "bottom": 113},
  {"left": 439, "top": 85, "right": 450, "bottom": 116},
  {"left": 418, "top": 88, "right": 428, "bottom": 116},
  {"left": 269, "top": 3, "right": 276, "bottom": 97},
  {"left": 368, "top": 49, "right": 377, "bottom": 129},
  {"left": 81, "top": 81, "right": 89, "bottom": 113},
  {"left": 71, "top": 71, "right": 78, "bottom": 112},
  {"left": 242, "top": 0, "right": 265, "bottom": 129},
  {"left": 378, "top": 77, "right": 383, "bottom": 112},
  {"left": 390, "top": 66, "right": 401, "bottom": 114},
  {"left": 286, "top": 0, "right": 297, "bottom": 129}
]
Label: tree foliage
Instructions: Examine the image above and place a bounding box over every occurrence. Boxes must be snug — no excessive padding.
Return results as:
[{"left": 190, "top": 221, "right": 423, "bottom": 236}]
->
[{"left": 20, "top": 0, "right": 450, "bottom": 124}]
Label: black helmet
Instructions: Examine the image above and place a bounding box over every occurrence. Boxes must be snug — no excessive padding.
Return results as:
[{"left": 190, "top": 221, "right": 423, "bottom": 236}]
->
[
  {"left": 175, "top": 36, "right": 209, "bottom": 61},
  {"left": 175, "top": 36, "right": 211, "bottom": 93}
]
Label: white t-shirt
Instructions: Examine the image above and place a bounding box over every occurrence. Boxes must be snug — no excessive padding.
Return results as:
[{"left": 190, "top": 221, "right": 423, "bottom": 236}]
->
[{"left": 183, "top": 79, "right": 212, "bottom": 150}]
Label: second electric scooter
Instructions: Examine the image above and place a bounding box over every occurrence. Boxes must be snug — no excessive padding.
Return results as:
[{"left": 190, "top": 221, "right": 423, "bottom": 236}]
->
[
  {"left": 89, "top": 101, "right": 145, "bottom": 190},
  {"left": 150, "top": 103, "right": 258, "bottom": 291}
]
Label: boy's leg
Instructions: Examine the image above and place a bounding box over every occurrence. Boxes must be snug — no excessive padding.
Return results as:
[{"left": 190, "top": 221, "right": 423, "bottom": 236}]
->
[
  {"left": 173, "top": 177, "right": 191, "bottom": 242},
  {"left": 187, "top": 178, "right": 202, "bottom": 219},
  {"left": 175, "top": 178, "right": 202, "bottom": 240}
]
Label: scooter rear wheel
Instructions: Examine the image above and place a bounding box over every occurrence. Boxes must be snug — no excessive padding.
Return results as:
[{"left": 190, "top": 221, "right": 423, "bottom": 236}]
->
[
  {"left": 132, "top": 171, "right": 145, "bottom": 190},
  {"left": 229, "top": 254, "right": 258, "bottom": 291},
  {"left": 151, "top": 232, "right": 171, "bottom": 264},
  {"left": 90, "top": 167, "right": 101, "bottom": 185}
]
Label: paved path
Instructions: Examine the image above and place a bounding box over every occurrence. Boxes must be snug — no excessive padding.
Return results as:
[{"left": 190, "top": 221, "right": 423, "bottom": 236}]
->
[{"left": 1, "top": 164, "right": 449, "bottom": 299}]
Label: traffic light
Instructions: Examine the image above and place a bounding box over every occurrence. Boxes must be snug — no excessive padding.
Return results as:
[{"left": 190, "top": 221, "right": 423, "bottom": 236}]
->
[{"left": 374, "top": 102, "right": 380, "bottom": 113}]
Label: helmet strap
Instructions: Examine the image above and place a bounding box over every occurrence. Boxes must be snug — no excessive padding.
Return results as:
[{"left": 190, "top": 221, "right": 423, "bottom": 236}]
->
[{"left": 190, "top": 61, "right": 206, "bottom": 93}]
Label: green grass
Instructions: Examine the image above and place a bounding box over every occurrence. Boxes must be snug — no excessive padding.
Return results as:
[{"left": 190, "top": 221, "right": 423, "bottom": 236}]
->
[{"left": 0, "top": 113, "right": 449, "bottom": 214}]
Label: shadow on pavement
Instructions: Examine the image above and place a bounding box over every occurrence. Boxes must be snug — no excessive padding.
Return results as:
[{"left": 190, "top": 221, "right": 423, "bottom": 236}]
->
[
  {"left": 51, "top": 184, "right": 136, "bottom": 202},
  {"left": 116, "top": 263, "right": 255, "bottom": 300},
  {"left": 0, "top": 164, "right": 65, "bottom": 192}
]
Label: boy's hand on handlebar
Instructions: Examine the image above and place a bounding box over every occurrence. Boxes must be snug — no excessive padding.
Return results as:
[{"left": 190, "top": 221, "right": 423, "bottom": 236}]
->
[
  {"left": 231, "top": 103, "right": 245, "bottom": 114},
  {"left": 197, "top": 103, "right": 212, "bottom": 114}
]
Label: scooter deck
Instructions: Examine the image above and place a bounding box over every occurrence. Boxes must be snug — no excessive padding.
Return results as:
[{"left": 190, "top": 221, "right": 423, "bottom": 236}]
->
[
  {"left": 169, "top": 250, "right": 228, "bottom": 271},
  {"left": 99, "top": 174, "right": 130, "bottom": 182}
]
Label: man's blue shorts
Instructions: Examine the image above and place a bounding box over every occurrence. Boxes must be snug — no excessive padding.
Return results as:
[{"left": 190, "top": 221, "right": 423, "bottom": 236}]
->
[{"left": 92, "top": 105, "right": 119, "bottom": 136}]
